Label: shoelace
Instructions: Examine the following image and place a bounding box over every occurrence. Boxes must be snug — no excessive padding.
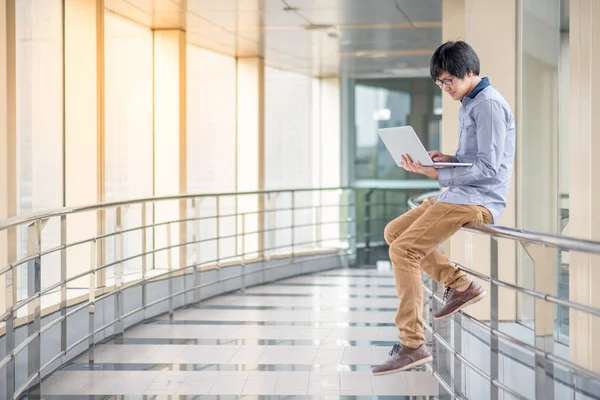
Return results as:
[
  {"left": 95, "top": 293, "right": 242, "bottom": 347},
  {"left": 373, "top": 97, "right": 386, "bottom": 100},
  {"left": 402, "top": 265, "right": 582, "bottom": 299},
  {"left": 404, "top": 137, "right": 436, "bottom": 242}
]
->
[
  {"left": 443, "top": 287, "right": 454, "bottom": 302},
  {"left": 388, "top": 343, "right": 402, "bottom": 357}
]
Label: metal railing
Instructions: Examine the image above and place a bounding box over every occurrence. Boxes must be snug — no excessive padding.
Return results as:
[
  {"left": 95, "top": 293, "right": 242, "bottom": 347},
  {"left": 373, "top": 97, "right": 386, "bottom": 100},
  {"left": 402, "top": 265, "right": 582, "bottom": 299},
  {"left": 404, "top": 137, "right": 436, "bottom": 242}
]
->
[
  {"left": 2, "top": 185, "right": 599, "bottom": 400},
  {"left": 0, "top": 188, "right": 356, "bottom": 400},
  {"left": 408, "top": 191, "right": 600, "bottom": 400}
]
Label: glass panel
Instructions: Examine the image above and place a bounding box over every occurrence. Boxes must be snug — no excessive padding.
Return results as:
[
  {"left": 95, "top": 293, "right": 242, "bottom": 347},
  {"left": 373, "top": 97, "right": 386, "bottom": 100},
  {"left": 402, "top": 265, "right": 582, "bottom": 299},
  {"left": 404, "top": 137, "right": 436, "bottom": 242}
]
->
[
  {"left": 353, "top": 78, "right": 440, "bottom": 181},
  {"left": 557, "top": 0, "right": 570, "bottom": 345},
  {"left": 186, "top": 45, "right": 237, "bottom": 265},
  {"left": 104, "top": 14, "right": 153, "bottom": 279},
  {"left": 264, "top": 66, "right": 315, "bottom": 190},
  {"left": 264, "top": 67, "right": 320, "bottom": 253},
  {"left": 15, "top": 0, "right": 63, "bottom": 301},
  {"left": 518, "top": 0, "right": 562, "bottom": 331}
]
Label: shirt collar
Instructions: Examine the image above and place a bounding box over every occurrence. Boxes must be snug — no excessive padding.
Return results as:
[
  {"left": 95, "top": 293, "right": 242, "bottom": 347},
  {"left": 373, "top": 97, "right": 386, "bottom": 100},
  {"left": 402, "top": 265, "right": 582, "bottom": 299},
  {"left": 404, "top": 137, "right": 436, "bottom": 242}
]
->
[{"left": 466, "top": 77, "right": 489, "bottom": 99}]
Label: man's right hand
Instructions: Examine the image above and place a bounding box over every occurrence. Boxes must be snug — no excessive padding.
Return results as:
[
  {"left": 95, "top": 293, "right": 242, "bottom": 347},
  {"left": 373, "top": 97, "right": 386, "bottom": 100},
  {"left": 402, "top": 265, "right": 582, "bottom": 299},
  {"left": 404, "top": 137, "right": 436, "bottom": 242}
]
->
[{"left": 428, "top": 150, "right": 453, "bottom": 163}]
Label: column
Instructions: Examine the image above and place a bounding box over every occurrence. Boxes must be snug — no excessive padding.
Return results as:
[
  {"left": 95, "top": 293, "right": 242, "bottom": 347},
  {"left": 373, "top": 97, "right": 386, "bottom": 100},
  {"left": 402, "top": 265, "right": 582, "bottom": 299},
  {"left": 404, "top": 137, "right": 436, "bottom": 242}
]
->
[
  {"left": 154, "top": 29, "right": 187, "bottom": 269},
  {"left": 318, "top": 78, "right": 341, "bottom": 246},
  {"left": 237, "top": 57, "right": 264, "bottom": 257},
  {"left": 1, "top": 1, "right": 17, "bottom": 397},
  {"left": 441, "top": 0, "right": 517, "bottom": 321},
  {"left": 0, "top": 0, "right": 17, "bottom": 320},
  {"left": 569, "top": 0, "right": 600, "bottom": 373},
  {"left": 64, "top": 0, "right": 103, "bottom": 287}
]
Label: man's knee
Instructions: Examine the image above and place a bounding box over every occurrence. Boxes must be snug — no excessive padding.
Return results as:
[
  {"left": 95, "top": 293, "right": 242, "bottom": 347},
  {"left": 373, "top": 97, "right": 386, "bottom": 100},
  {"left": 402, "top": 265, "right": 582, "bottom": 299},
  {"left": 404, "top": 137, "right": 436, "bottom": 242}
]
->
[
  {"left": 389, "top": 238, "right": 422, "bottom": 267},
  {"left": 383, "top": 222, "right": 396, "bottom": 245}
]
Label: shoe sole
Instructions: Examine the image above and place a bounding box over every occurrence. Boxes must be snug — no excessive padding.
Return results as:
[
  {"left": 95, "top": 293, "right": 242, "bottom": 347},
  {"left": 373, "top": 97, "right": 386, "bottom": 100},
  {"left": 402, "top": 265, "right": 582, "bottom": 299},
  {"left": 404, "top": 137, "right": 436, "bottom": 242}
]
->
[
  {"left": 372, "top": 355, "right": 433, "bottom": 376},
  {"left": 433, "top": 291, "right": 487, "bottom": 320}
]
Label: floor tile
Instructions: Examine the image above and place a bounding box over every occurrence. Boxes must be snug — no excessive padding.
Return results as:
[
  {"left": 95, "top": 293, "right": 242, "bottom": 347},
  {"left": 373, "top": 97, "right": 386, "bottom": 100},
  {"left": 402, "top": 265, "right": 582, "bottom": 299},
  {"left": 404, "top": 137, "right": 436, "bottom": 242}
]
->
[{"left": 36, "top": 268, "right": 439, "bottom": 398}]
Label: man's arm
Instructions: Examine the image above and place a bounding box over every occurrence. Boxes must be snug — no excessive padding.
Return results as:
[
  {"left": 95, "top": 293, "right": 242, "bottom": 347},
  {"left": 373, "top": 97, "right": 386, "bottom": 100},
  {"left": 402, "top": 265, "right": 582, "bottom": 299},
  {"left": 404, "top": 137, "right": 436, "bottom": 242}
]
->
[{"left": 438, "top": 100, "right": 507, "bottom": 187}]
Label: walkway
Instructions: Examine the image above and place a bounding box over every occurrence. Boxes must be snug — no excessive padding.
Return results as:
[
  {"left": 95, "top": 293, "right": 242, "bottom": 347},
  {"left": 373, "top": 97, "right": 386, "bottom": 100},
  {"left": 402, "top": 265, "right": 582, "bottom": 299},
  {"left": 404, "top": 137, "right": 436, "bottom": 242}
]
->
[{"left": 33, "top": 268, "right": 439, "bottom": 398}]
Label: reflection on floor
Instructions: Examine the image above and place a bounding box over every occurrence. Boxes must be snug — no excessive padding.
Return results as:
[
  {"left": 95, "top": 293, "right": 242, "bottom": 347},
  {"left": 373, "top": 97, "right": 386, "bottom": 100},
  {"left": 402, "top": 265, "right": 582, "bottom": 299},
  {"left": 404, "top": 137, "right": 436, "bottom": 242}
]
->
[{"left": 32, "top": 268, "right": 439, "bottom": 399}]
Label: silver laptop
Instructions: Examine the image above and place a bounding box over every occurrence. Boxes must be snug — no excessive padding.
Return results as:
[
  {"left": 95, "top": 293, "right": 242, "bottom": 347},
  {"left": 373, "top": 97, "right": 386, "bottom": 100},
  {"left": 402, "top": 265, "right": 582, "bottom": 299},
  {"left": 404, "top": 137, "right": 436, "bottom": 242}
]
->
[{"left": 377, "top": 126, "right": 472, "bottom": 168}]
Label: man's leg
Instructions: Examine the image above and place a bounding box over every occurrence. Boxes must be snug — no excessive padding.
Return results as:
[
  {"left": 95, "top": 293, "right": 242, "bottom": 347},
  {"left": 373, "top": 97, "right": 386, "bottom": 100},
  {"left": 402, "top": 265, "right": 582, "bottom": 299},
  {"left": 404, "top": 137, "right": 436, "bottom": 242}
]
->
[
  {"left": 373, "top": 201, "right": 488, "bottom": 375},
  {"left": 384, "top": 199, "right": 469, "bottom": 289}
]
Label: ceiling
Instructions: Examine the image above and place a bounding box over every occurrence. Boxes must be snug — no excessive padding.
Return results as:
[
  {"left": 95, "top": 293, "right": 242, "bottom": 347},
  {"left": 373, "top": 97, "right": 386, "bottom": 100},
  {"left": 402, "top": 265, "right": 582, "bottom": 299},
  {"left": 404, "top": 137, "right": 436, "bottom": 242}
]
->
[{"left": 104, "top": 0, "right": 442, "bottom": 78}]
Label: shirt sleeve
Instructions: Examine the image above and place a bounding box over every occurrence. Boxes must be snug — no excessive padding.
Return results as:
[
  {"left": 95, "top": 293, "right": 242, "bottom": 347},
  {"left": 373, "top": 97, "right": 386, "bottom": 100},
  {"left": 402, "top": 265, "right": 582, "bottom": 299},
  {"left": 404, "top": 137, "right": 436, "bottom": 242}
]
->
[{"left": 438, "top": 100, "right": 507, "bottom": 188}]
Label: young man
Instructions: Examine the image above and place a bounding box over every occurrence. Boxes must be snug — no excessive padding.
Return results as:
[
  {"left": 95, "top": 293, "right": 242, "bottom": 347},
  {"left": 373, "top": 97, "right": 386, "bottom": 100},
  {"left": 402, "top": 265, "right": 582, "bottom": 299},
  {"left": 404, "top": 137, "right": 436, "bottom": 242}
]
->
[{"left": 372, "top": 41, "right": 515, "bottom": 375}]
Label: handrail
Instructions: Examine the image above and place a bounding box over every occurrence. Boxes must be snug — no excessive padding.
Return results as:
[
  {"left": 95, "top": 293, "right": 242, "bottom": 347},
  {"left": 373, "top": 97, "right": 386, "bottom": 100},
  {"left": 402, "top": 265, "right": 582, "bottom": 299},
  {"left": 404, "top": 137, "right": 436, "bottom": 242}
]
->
[
  {"left": 408, "top": 191, "right": 600, "bottom": 400},
  {"left": 409, "top": 190, "right": 600, "bottom": 254},
  {"left": 0, "top": 186, "right": 350, "bottom": 231},
  {"left": 0, "top": 186, "right": 359, "bottom": 400}
]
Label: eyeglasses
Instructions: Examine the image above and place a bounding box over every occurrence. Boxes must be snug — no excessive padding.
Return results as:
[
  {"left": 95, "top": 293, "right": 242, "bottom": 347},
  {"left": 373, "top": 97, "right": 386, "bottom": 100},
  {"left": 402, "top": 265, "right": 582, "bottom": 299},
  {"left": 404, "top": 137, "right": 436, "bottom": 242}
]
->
[{"left": 434, "top": 76, "right": 456, "bottom": 87}]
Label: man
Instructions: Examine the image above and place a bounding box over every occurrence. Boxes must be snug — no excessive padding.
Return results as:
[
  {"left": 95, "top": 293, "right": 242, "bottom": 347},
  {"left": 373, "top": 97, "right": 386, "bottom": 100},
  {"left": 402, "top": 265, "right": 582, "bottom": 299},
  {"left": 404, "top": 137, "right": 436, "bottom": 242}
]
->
[{"left": 372, "top": 40, "right": 515, "bottom": 375}]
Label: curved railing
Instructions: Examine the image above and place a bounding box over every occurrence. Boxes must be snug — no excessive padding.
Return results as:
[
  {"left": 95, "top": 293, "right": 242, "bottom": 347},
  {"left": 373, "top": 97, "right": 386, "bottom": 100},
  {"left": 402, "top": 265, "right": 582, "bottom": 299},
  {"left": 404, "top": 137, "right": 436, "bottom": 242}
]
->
[
  {"left": 3, "top": 186, "right": 599, "bottom": 399},
  {"left": 0, "top": 188, "right": 356, "bottom": 399},
  {"left": 409, "top": 191, "right": 600, "bottom": 400}
]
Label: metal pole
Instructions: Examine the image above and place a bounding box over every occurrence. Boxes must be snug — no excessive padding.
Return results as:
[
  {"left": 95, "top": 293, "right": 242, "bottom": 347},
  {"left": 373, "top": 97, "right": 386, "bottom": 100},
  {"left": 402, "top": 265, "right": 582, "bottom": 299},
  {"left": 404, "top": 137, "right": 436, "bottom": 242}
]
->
[
  {"left": 194, "top": 198, "right": 202, "bottom": 303},
  {"left": 216, "top": 196, "right": 221, "bottom": 286},
  {"left": 241, "top": 213, "right": 246, "bottom": 292},
  {"left": 490, "top": 237, "right": 499, "bottom": 400},
  {"left": 114, "top": 207, "right": 124, "bottom": 338},
  {"left": 60, "top": 215, "right": 67, "bottom": 357},
  {"left": 26, "top": 219, "right": 43, "bottom": 387},
  {"left": 167, "top": 221, "right": 173, "bottom": 319},
  {"left": 88, "top": 240, "right": 97, "bottom": 365},
  {"left": 453, "top": 313, "right": 463, "bottom": 397},
  {"left": 522, "top": 243, "right": 556, "bottom": 400},
  {"left": 5, "top": 255, "right": 15, "bottom": 400},
  {"left": 141, "top": 202, "right": 147, "bottom": 319},
  {"left": 291, "top": 191, "right": 295, "bottom": 263},
  {"left": 364, "top": 189, "right": 374, "bottom": 264}
]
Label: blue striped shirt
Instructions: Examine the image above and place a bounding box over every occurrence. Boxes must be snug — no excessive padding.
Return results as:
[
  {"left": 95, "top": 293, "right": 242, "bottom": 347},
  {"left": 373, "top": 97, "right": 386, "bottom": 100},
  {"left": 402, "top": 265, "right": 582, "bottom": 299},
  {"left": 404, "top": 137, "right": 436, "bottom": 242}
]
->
[{"left": 437, "top": 81, "right": 516, "bottom": 223}]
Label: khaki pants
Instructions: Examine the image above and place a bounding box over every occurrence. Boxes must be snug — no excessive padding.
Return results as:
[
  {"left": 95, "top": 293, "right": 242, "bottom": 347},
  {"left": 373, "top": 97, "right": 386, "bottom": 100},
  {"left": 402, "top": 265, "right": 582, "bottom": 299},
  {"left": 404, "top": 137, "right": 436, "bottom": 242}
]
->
[{"left": 384, "top": 198, "right": 493, "bottom": 348}]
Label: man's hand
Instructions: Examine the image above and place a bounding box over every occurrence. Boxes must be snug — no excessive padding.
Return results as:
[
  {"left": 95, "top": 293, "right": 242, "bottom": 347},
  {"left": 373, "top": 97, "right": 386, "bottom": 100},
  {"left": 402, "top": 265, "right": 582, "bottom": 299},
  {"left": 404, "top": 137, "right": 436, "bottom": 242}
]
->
[
  {"left": 400, "top": 154, "right": 439, "bottom": 179},
  {"left": 427, "top": 150, "right": 453, "bottom": 163}
]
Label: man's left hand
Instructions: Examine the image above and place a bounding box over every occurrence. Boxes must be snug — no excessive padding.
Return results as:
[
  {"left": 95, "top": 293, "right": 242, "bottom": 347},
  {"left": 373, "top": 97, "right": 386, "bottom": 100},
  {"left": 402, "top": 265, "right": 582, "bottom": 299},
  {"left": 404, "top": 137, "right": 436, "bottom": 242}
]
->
[{"left": 400, "top": 154, "right": 439, "bottom": 179}]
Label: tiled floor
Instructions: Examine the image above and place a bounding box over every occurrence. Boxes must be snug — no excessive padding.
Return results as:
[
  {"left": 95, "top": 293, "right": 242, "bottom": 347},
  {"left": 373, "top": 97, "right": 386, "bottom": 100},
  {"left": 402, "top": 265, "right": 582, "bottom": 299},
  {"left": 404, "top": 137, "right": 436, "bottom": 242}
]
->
[{"left": 33, "top": 268, "right": 439, "bottom": 399}]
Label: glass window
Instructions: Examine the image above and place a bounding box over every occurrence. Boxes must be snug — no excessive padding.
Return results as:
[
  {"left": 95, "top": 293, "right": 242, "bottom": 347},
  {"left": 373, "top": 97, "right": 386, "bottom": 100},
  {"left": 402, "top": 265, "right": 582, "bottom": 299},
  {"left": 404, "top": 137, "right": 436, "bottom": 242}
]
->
[
  {"left": 264, "top": 66, "right": 315, "bottom": 190},
  {"left": 104, "top": 13, "right": 154, "bottom": 279},
  {"left": 186, "top": 45, "right": 237, "bottom": 265},
  {"left": 264, "top": 67, "right": 320, "bottom": 254},
  {"left": 518, "top": 0, "right": 568, "bottom": 343},
  {"left": 15, "top": 0, "right": 63, "bottom": 302},
  {"left": 353, "top": 78, "right": 440, "bottom": 181}
]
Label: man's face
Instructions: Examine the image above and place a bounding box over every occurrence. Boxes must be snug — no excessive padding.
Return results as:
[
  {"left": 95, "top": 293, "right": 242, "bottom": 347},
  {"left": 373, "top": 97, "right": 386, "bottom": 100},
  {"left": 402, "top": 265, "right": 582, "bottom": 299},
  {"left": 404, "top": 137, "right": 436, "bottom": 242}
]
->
[{"left": 435, "top": 71, "right": 475, "bottom": 100}]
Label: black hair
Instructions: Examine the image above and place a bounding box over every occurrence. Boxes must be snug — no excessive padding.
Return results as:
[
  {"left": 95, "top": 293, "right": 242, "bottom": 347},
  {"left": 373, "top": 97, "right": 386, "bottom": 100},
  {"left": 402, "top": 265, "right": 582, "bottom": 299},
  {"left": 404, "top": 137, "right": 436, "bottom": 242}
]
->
[{"left": 430, "top": 41, "right": 480, "bottom": 80}]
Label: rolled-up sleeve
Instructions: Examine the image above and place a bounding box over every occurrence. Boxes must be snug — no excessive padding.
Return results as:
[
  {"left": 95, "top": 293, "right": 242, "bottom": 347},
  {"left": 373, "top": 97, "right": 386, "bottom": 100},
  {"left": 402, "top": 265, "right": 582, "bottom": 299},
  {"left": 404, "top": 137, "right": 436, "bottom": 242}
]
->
[{"left": 438, "top": 99, "right": 507, "bottom": 188}]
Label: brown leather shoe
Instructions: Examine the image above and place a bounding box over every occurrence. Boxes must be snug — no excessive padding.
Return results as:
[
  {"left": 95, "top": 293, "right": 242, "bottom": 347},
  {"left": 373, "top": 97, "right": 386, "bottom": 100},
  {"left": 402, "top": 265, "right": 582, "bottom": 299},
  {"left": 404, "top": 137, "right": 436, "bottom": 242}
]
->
[
  {"left": 372, "top": 343, "right": 433, "bottom": 375},
  {"left": 434, "top": 280, "right": 486, "bottom": 320}
]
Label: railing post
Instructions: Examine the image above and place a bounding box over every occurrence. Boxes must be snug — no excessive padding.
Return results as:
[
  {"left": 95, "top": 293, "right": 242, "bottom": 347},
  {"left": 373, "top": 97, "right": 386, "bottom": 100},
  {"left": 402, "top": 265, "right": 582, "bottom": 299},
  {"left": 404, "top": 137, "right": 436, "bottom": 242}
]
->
[
  {"left": 6, "top": 242, "right": 16, "bottom": 400},
  {"left": 490, "top": 237, "right": 499, "bottom": 400},
  {"left": 317, "top": 190, "right": 322, "bottom": 248},
  {"left": 141, "top": 202, "right": 147, "bottom": 319},
  {"left": 167, "top": 221, "right": 173, "bottom": 319},
  {"left": 215, "top": 196, "right": 221, "bottom": 290},
  {"left": 114, "top": 206, "right": 124, "bottom": 338},
  {"left": 26, "top": 219, "right": 44, "bottom": 387},
  {"left": 60, "top": 215, "right": 67, "bottom": 358},
  {"left": 348, "top": 189, "right": 357, "bottom": 265},
  {"left": 364, "top": 189, "right": 374, "bottom": 263},
  {"left": 522, "top": 243, "right": 556, "bottom": 400},
  {"left": 291, "top": 191, "right": 295, "bottom": 262},
  {"left": 193, "top": 198, "right": 202, "bottom": 303},
  {"left": 453, "top": 313, "right": 463, "bottom": 397},
  {"left": 88, "top": 240, "right": 97, "bottom": 365},
  {"left": 241, "top": 213, "right": 246, "bottom": 292}
]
